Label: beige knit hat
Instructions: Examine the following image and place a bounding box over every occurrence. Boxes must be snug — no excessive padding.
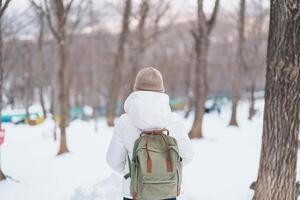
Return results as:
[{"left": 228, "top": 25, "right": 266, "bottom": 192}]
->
[{"left": 133, "top": 67, "right": 165, "bottom": 92}]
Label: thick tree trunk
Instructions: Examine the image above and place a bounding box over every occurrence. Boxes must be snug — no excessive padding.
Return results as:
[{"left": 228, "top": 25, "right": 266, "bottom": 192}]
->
[
  {"left": 106, "top": 0, "right": 131, "bottom": 126},
  {"left": 229, "top": 0, "right": 245, "bottom": 126},
  {"left": 188, "top": 55, "right": 208, "bottom": 138},
  {"left": 189, "top": 16, "right": 208, "bottom": 138},
  {"left": 0, "top": 22, "right": 5, "bottom": 181},
  {"left": 189, "top": 0, "right": 219, "bottom": 138},
  {"left": 57, "top": 31, "right": 70, "bottom": 155},
  {"left": 189, "top": 28, "right": 208, "bottom": 139},
  {"left": 253, "top": 1, "right": 300, "bottom": 199}
]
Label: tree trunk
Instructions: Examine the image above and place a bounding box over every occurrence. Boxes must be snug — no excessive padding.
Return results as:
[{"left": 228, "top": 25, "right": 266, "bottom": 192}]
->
[
  {"left": 39, "top": 87, "right": 47, "bottom": 118},
  {"left": 37, "top": 10, "right": 46, "bottom": 119},
  {"left": 93, "top": 106, "right": 98, "bottom": 133},
  {"left": 57, "top": 31, "right": 70, "bottom": 155},
  {"left": 0, "top": 21, "right": 5, "bottom": 181},
  {"left": 184, "top": 95, "right": 193, "bottom": 119},
  {"left": 189, "top": 31, "right": 208, "bottom": 139},
  {"left": 189, "top": 0, "right": 219, "bottom": 138},
  {"left": 229, "top": 0, "right": 245, "bottom": 126},
  {"left": 25, "top": 52, "right": 31, "bottom": 120},
  {"left": 106, "top": 0, "right": 132, "bottom": 126},
  {"left": 248, "top": 74, "right": 256, "bottom": 120},
  {"left": 50, "top": 86, "right": 57, "bottom": 141},
  {"left": 184, "top": 53, "right": 193, "bottom": 119},
  {"left": 253, "top": 1, "right": 300, "bottom": 199}
]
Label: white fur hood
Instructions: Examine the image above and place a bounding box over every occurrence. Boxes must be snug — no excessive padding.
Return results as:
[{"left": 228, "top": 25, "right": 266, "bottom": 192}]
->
[{"left": 124, "top": 91, "right": 171, "bottom": 131}]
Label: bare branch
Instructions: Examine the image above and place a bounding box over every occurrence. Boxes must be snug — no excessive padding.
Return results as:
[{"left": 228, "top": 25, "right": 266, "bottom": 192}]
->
[
  {"left": 0, "top": 0, "right": 11, "bottom": 18},
  {"left": 70, "top": 0, "right": 86, "bottom": 33},
  {"left": 29, "top": 0, "right": 43, "bottom": 12},
  {"left": 43, "top": 0, "right": 60, "bottom": 41},
  {"left": 206, "top": 0, "right": 220, "bottom": 34},
  {"left": 65, "top": 0, "right": 75, "bottom": 15},
  {"left": 68, "top": 0, "right": 88, "bottom": 43},
  {"left": 154, "top": 0, "right": 170, "bottom": 25},
  {"left": 143, "top": 0, "right": 172, "bottom": 47}
]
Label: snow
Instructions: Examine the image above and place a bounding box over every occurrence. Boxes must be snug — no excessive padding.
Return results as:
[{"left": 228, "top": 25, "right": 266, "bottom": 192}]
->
[{"left": 0, "top": 100, "right": 299, "bottom": 200}]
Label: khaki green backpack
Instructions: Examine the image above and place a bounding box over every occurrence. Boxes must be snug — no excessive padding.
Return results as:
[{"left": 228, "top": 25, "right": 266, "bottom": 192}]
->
[{"left": 125, "top": 129, "right": 182, "bottom": 200}]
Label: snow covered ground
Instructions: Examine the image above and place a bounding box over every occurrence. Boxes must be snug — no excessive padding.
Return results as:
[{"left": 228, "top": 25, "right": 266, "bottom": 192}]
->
[{"left": 0, "top": 100, "right": 299, "bottom": 200}]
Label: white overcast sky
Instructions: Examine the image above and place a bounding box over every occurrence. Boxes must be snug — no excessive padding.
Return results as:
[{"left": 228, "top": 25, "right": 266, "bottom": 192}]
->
[
  {"left": 6, "top": 0, "right": 269, "bottom": 36},
  {"left": 9, "top": 0, "right": 241, "bottom": 13},
  {"left": 8, "top": 0, "right": 270, "bottom": 18}
]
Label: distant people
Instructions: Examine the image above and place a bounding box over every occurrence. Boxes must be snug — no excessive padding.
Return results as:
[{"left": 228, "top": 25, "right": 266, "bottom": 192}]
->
[
  {"left": 205, "top": 101, "right": 221, "bottom": 114},
  {"left": 106, "top": 67, "right": 194, "bottom": 200}
]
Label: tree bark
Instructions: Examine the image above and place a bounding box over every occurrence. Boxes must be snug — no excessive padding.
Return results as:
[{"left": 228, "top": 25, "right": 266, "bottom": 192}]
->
[
  {"left": 253, "top": 0, "right": 300, "bottom": 199},
  {"left": 189, "top": 0, "right": 219, "bottom": 139},
  {"left": 228, "top": 0, "right": 245, "bottom": 126},
  {"left": 106, "top": 0, "right": 132, "bottom": 126}
]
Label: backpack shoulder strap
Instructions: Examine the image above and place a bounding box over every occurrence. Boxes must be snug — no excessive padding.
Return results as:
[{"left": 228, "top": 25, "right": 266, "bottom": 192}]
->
[{"left": 124, "top": 136, "right": 143, "bottom": 180}]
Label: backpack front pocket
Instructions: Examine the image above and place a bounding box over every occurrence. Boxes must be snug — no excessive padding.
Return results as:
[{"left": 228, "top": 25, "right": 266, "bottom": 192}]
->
[{"left": 141, "top": 175, "right": 177, "bottom": 199}]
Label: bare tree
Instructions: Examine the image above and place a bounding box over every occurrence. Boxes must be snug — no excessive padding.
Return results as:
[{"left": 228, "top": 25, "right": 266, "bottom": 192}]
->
[
  {"left": 189, "top": 0, "right": 220, "bottom": 139},
  {"left": 246, "top": 0, "right": 268, "bottom": 120},
  {"left": 0, "top": 0, "right": 12, "bottom": 182},
  {"left": 183, "top": 39, "right": 195, "bottom": 119},
  {"left": 30, "top": 0, "right": 47, "bottom": 118},
  {"left": 106, "top": 0, "right": 132, "bottom": 126},
  {"left": 43, "top": 0, "right": 76, "bottom": 155},
  {"left": 228, "top": 0, "right": 246, "bottom": 126},
  {"left": 125, "top": 0, "right": 149, "bottom": 101},
  {"left": 23, "top": 43, "right": 33, "bottom": 120},
  {"left": 87, "top": 0, "right": 101, "bottom": 132},
  {"left": 124, "top": 0, "right": 171, "bottom": 102},
  {"left": 253, "top": 0, "right": 300, "bottom": 199}
]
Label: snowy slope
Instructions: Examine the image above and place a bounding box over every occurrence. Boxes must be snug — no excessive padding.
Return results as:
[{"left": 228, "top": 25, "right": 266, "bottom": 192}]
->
[{"left": 0, "top": 100, "right": 299, "bottom": 200}]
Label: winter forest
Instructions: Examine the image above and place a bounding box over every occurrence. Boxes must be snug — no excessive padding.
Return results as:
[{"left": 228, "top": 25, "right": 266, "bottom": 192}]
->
[{"left": 0, "top": 0, "right": 299, "bottom": 200}]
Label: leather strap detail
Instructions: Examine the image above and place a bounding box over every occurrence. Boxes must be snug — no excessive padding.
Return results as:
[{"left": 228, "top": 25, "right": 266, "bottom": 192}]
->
[
  {"left": 142, "top": 129, "right": 172, "bottom": 173},
  {"left": 147, "top": 158, "right": 152, "bottom": 173},
  {"left": 140, "top": 128, "right": 169, "bottom": 136},
  {"left": 133, "top": 192, "right": 137, "bottom": 200},
  {"left": 145, "top": 138, "right": 152, "bottom": 173}
]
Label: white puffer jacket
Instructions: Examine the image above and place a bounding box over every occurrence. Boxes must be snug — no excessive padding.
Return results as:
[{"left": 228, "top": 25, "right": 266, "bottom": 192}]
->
[{"left": 106, "top": 91, "right": 194, "bottom": 198}]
